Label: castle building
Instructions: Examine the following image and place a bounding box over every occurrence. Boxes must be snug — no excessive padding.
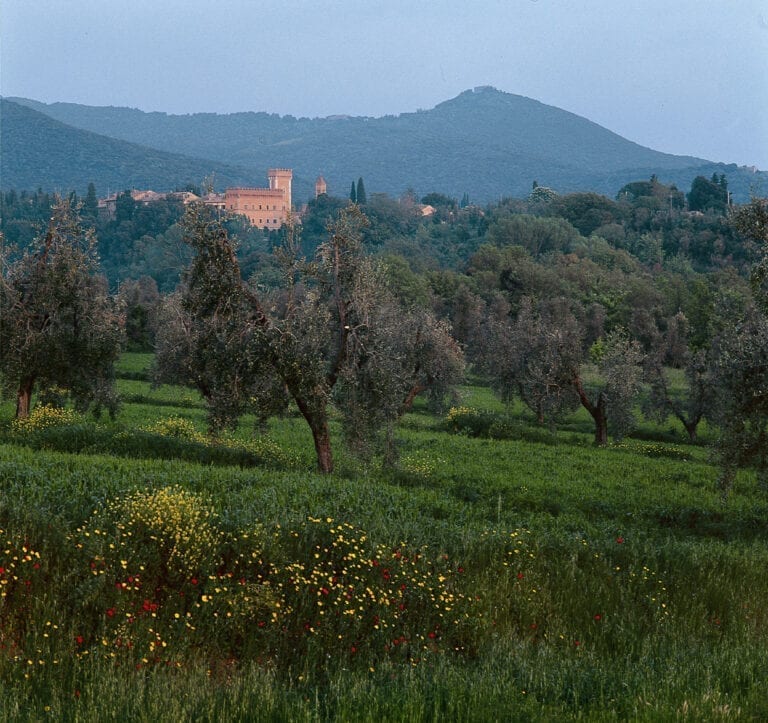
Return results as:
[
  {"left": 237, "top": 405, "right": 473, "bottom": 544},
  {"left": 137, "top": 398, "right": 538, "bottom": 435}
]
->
[
  {"left": 315, "top": 176, "right": 327, "bottom": 198},
  {"left": 224, "top": 168, "right": 292, "bottom": 229}
]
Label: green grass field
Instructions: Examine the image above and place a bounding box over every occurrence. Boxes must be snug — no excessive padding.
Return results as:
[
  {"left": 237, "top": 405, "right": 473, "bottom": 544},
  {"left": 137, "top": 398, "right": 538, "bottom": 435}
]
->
[{"left": 0, "top": 354, "right": 766, "bottom": 720}]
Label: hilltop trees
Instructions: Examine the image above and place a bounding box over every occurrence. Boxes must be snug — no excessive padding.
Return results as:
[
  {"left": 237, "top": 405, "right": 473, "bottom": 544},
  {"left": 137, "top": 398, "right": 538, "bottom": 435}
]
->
[
  {"left": 0, "top": 199, "right": 124, "bottom": 418},
  {"left": 688, "top": 174, "right": 729, "bottom": 214},
  {"left": 155, "top": 204, "right": 463, "bottom": 472}
]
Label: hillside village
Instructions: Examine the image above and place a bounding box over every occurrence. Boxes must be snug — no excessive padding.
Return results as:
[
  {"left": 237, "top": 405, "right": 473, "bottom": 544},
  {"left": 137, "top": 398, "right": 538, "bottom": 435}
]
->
[
  {"left": 98, "top": 168, "right": 299, "bottom": 229},
  {"left": 97, "top": 169, "right": 437, "bottom": 228}
]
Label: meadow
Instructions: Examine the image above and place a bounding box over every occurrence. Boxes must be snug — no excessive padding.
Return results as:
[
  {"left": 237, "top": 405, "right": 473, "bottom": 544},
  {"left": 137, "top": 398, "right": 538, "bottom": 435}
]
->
[{"left": 0, "top": 353, "right": 766, "bottom": 721}]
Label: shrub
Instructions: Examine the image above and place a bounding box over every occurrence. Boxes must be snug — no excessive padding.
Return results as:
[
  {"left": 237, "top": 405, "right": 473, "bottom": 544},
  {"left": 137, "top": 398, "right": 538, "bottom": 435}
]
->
[
  {"left": 10, "top": 405, "right": 80, "bottom": 434},
  {"left": 446, "top": 406, "right": 494, "bottom": 436},
  {"left": 141, "top": 416, "right": 208, "bottom": 445},
  {"left": 70, "top": 487, "right": 277, "bottom": 665}
]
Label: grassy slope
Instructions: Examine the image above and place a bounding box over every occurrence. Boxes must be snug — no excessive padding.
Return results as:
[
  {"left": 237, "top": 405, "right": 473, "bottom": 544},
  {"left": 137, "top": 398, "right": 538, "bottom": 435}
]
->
[{"left": 0, "top": 354, "right": 766, "bottom": 720}]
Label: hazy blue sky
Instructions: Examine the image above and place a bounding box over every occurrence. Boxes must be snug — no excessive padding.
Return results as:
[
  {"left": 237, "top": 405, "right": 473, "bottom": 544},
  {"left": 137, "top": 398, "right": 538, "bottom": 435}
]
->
[{"left": 2, "top": 0, "right": 767, "bottom": 168}]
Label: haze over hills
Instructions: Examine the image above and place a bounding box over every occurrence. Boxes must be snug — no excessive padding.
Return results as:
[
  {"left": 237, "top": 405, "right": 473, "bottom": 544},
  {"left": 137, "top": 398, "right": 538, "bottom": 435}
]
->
[
  {"left": 0, "top": 99, "right": 255, "bottom": 194},
  {"left": 4, "top": 87, "right": 765, "bottom": 201}
]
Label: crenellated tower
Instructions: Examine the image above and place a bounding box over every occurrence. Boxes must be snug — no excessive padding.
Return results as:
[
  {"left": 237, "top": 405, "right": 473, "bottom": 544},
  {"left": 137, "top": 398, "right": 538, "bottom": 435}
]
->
[
  {"left": 224, "top": 168, "right": 293, "bottom": 229},
  {"left": 268, "top": 168, "right": 292, "bottom": 209}
]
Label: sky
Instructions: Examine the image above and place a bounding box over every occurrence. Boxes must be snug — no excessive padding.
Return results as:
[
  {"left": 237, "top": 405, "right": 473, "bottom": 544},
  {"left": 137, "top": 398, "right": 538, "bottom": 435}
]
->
[{"left": 2, "top": 0, "right": 767, "bottom": 169}]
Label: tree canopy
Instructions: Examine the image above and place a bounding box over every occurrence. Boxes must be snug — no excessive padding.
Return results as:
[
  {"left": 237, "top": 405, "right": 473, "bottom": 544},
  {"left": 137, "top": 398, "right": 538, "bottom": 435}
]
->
[
  {"left": 155, "top": 204, "right": 463, "bottom": 472},
  {"left": 0, "top": 199, "right": 124, "bottom": 418}
]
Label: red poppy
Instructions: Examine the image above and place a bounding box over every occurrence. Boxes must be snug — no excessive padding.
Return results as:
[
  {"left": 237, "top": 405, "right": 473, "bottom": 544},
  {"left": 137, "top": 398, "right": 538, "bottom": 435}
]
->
[{"left": 616, "top": 536, "right": 625, "bottom": 544}]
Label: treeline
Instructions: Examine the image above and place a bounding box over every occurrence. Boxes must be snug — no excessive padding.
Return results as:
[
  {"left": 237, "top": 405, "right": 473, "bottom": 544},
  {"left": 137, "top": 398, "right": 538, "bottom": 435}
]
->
[{"left": 1, "top": 179, "right": 766, "bottom": 488}]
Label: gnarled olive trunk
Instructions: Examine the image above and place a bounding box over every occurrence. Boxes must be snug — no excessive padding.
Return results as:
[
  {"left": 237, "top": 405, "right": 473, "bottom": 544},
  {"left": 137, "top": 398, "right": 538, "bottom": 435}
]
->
[
  {"left": 574, "top": 377, "right": 608, "bottom": 446},
  {"left": 309, "top": 420, "right": 334, "bottom": 474},
  {"left": 683, "top": 420, "right": 699, "bottom": 443},
  {"left": 295, "top": 397, "right": 334, "bottom": 474},
  {"left": 15, "top": 377, "right": 35, "bottom": 419}
]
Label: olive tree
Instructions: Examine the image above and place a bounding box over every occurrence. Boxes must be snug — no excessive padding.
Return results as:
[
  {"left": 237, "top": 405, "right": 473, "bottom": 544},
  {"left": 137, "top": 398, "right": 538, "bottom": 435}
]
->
[
  {"left": 574, "top": 330, "right": 645, "bottom": 446},
  {"left": 642, "top": 312, "right": 712, "bottom": 442},
  {"left": 336, "top": 303, "right": 464, "bottom": 463},
  {"left": 155, "top": 204, "right": 463, "bottom": 473},
  {"left": 481, "top": 296, "right": 582, "bottom": 426},
  {"left": 481, "top": 295, "right": 644, "bottom": 444},
  {"left": 709, "top": 197, "right": 768, "bottom": 495},
  {"left": 708, "top": 307, "right": 768, "bottom": 495},
  {"left": 0, "top": 199, "right": 124, "bottom": 418}
]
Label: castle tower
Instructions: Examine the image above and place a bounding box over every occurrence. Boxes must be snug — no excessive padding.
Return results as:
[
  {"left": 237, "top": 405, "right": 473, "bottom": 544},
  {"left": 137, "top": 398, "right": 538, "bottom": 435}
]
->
[
  {"left": 224, "top": 168, "right": 293, "bottom": 229},
  {"left": 315, "top": 176, "right": 327, "bottom": 198},
  {"left": 268, "top": 168, "right": 292, "bottom": 209}
]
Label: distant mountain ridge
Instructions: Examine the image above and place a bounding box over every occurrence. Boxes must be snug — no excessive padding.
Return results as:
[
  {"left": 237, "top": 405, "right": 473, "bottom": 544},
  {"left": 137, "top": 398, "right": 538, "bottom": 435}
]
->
[
  {"left": 0, "top": 99, "right": 257, "bottom": 194},
  {"left": 4, "top": 87, "right": 765, "bottom": 201}
]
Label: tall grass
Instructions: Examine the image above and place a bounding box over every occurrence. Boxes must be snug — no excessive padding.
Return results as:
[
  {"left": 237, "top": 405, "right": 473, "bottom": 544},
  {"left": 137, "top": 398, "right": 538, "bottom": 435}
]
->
[{"left": 0, "top": 356, "right": 766, "bottom": 719}]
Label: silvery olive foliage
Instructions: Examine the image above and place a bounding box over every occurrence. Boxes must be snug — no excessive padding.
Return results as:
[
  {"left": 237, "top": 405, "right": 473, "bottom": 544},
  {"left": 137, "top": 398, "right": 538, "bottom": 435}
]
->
[
  {"left": 0, "top": 198, "right": 124, "bottom": 418},
  {"left": 155, "top": 204, "right": 464, "bottom": 472}
]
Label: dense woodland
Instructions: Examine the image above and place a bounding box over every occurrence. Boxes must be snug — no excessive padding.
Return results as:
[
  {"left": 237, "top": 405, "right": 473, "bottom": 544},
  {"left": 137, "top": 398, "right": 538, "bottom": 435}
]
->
[{"left": 1, "top": 173, "right": 767, "bottom": 486}]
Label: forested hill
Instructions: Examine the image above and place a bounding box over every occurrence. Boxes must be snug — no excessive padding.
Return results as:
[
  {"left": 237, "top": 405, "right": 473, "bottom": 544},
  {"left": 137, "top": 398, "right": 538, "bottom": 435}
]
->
[
  {"left": 6, "top": 87, "right": 766, "bottom": 201},
  {"left": 0, "top": 99, "right": 255, "bottom": 193}
]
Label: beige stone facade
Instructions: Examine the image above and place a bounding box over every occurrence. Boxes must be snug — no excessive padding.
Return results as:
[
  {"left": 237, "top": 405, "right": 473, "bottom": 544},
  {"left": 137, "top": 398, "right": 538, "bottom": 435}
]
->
[{"left": 224, "top": 168, "right": 293, "bottom": 229}]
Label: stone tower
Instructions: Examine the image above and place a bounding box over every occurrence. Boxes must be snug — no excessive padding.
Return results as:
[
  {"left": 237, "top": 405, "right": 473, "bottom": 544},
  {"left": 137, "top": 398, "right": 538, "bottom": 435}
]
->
[
  {"left": 268, "top": 168, "right": 292, "bottom": 209},
  {"left": 315, "top": 176, "right": 327, "bottom": 198},
  {"left": 224, "top": 168, "right": 293, "bottom": 229}
]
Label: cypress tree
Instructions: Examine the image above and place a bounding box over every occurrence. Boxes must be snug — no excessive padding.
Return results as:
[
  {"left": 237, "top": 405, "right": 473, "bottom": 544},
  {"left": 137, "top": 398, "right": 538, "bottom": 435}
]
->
[
  {"left": 350, "top": 182, "right": 357, "bottom": 203},
  {"left": 84, "top": 182, "right": 98, "bottom": 219},
  {"left": 356, "top": 177, "right": 367, "bottom": 205}
]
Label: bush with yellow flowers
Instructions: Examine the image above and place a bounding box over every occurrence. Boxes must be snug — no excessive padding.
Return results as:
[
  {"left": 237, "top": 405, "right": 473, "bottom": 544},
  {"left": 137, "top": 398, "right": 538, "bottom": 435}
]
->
[
  {"left": 140, "top": 416, "right": 208, "bottom": 445},
  {"left": 10, "top": 405, "right": 80, "bottom": 434},
  {"left": 70, "top": 487, "right": 277, "bottom": 667}
]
